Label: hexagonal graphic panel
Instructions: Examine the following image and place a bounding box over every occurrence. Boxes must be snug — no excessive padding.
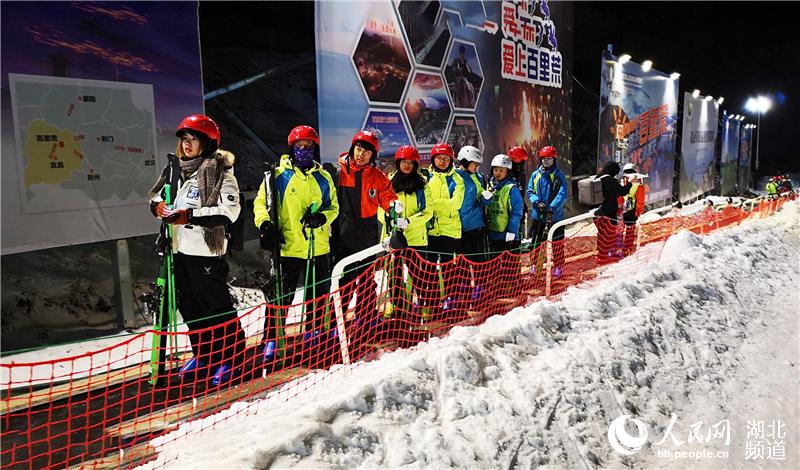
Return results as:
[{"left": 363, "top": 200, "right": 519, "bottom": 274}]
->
[
  {"left": 403, "top": 71, "right": 452, "bottom": 146},
  {"left": 351, "top": 4, "right": 413, "bottom": 105},
  {"left": 397, "top": 0, "right": 451, "bottom": 68},
  {"left": 361, "top": 109, "right": 413, "bottom": 161},
  {"left": 444, "top": 40, "right": 484, "bottom": 110},
  {"left": 447, "top": 115, "right": 484, "bottom": 154}
]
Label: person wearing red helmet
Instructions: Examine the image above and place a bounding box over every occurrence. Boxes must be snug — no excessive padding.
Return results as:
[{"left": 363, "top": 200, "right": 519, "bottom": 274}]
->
[
  {"left": 526, "top": 146, "right": 569, "bottom": 276},
  {"left": 148, "top": 114, "right": 246, "bottom": 386},
  {"left": 425, "top": 142, "right": 465, "bottom": 314},
  {"left": 254, "top": 124, "right": 339, "bottom": 366},
  {"left": 377, "top": 145, "right": 433, "bottom": 344},
  {"left": 507, "top": 145, "right": 530, "bottom": 236},
  {"left": 334, "top": 130, "right": 398, "bottom": 327}
]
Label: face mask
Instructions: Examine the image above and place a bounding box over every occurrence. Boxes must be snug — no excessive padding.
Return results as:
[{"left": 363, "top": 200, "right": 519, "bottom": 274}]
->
[
  {"left": 293, "top": 144, "right": 315, "bottom": 169},
  {"left": 541, "top": 158, "right": 554, "bottom": 169}
]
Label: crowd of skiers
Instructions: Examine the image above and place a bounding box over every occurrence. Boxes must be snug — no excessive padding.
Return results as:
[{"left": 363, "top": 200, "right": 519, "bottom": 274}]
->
[
  {"left": 148, "top": 114, "right": 566, "bottom": 385},
  {"left": 593, "top": 161, "right": 647, "bottom": 264},
  {"left": 766, "top": 174, "right": 794, "bottom": 198}
]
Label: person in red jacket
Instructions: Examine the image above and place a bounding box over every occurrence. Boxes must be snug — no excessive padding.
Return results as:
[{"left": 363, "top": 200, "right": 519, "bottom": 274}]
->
[
  {"left": 618, "top": 163, "right": 646, "bottom": 256},
  {"left": 334, "top": 130, "right": 399, "bottom": 327}
]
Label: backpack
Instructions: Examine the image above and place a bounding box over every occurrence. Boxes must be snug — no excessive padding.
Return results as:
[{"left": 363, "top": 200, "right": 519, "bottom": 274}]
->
[{"left": 578, "top": 175, "right": 606, "bottom": 206}]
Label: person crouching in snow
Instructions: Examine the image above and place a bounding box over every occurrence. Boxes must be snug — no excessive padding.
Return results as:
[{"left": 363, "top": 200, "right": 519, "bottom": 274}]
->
[
  {"left": 486, "top": 154, "right": 524, "bottom": 296},
  {"left": 149, "top": 114, "right": 246, "bottom": 387}
]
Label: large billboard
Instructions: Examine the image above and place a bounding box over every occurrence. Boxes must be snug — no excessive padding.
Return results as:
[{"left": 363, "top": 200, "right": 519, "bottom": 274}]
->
[
  {"left": 738, "top": 124, "right": 753, "bottom": 190},
  {"left": 315, "top": 0, "right": 573, "bottom": 181},
  {"left": 719, "top": 113, "right": 741, "bottom": 196},
  {"left": 597, "top": 52, "right": 679, "bottom": 205},
  {"left": 678, "top": 92, "right": 719, "bottom": 201},
  {"left": 1, "top": 2, "right": 204, "bottom": 254}
]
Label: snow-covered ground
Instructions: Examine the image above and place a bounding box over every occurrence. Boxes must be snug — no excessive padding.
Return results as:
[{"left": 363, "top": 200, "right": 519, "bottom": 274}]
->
[{"left": 135, "top": 201, "right": 799, "bottom": 469}]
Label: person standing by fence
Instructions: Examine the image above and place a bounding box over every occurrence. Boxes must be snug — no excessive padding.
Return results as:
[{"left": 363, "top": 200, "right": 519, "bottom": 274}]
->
[
  {"left": 149, "top": 114, "right": 246, "bottom": 386},
  {"left": 526, "top": 146, "right": 568, "bottom": 276},
  {"left": 254, "top": 125, "right": 339, "bottom": 366},
  {"left": 593, "top": 161, "right": 632, "bottom": 264},
  {"left": 619, "top": 163, "right": 646, "bottom": 256}
]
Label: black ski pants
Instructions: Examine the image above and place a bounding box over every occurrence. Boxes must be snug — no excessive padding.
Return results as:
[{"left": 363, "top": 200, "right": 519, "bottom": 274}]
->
[{"left": 173, "top": 253, "right": 245, "bottom": 368}]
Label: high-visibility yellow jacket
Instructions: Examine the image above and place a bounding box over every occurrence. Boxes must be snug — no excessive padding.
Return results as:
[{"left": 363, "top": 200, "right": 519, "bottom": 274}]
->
[
  {"left": 253, "top": 156, "right": 339, "bottom": 258},
  {"left": 426, "top": 166, "right": 465, "bottom": 239}
]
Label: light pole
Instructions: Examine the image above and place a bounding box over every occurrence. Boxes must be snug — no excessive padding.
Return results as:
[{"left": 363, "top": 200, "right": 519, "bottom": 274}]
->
[{"left": 745, "top": 96, "right": 772, "bottom": 171}]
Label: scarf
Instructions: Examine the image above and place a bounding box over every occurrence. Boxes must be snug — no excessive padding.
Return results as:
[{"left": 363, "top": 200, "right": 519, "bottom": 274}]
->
[{"left": 149, "top": 153, "right": 228, "bottom": 256}]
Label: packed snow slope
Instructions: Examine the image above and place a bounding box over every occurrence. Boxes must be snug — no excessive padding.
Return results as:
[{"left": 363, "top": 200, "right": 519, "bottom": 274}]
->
[{"left": 142, "top": 202, "right": 800, "bottom": 469}]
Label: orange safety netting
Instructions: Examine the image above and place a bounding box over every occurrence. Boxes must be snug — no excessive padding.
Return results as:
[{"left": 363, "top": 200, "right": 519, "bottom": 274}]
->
[{"left": 0, "top": 197, "right": 790, "bottom": 469}]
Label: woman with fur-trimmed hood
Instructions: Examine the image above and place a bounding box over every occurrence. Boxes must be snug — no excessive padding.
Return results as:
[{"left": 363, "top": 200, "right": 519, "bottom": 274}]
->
[{"left": 148, "top": 114, "right": 246, "bottom": 387}]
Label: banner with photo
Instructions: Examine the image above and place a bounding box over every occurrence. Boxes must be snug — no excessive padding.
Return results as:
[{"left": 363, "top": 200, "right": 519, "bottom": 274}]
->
[
  {"left": 738, "top": 124, "right": 753, "bottom": 191},
  {"left": 597, "top": 52, "right": 679, "bottom": 205},
  {"left": 678, "top": 92, "right": 719, "bottom": 201},
  {"left": 1, "top": 2, "right": 204, "bottom": 254},
  {"left": 315, "top": 0, "right": 573, "bottom": 184},
  {"left": 719, "top": 113, "right": 741, "bottom": 196}
]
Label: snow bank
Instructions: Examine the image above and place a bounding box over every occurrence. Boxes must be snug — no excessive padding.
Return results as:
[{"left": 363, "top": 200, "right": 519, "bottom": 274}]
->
[{"left": 138, "top": 201, "right": 799, "bottom": 469}]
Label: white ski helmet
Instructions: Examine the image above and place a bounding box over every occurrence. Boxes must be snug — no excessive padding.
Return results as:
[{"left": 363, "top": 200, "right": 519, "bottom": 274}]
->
[
  {"left": 491, "top": 154, "right": 513, "bottom": 169},
  {"left": 622, "top": 162, "right": 636, "bottom": 174},
  {"left": 457, "top": 145, "right": 482, "bottom": 164}
]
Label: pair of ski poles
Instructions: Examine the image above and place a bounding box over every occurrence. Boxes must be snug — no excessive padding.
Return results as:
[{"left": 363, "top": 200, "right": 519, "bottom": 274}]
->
[{"left": 150, "top": 182, "right": 180, "bottom": 386}]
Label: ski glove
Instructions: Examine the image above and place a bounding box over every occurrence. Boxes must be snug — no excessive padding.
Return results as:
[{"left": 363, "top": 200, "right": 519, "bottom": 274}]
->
[
  {"left": 301, "top": 211, "right": 327, "bottom": 229},
  {"left": 155, "top": 201, "right": 171, "bottom": 218},
  {"left": 164, "top": 209, "right": 190, "bottom": 225},
  {"left": 390, "top": 199, "right": 404, "bottom": 214},
  {"left": 259, "top": 221, "right": 284, "bottom": 249},
  {"left": 505, "top": 232, "right": 516, "bottom": 242},
  {"left": 481, "top": 189, "right": 493, "bottom": 200},
  {"left": 535, "top": 201, "right": 547, "bottom": 213},
  {"left": 395, "top": 218, "right": 410, "bottom": 230}
]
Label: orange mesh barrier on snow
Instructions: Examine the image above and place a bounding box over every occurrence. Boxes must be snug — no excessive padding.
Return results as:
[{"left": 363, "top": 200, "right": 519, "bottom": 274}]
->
[{"left": 0, "top": 197, "right": 790, "bottom": 469}]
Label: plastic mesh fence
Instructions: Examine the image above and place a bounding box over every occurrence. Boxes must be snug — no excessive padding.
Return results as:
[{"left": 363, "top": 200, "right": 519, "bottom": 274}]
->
[{"left": 0, "top": 197, "right": 790, "bottom": 469}]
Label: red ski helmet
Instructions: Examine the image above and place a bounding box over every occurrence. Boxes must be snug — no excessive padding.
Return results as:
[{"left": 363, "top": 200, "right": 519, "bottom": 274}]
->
[
  {"left": 351, "top": 130, "right": 381, "bottom": 154},
  {"left": 538, "top": 146, "right": 558, "bottom": 159},
  {"left": 507, "top": 146, "right": 529, "bottom": 163},
  {"left": 394, "top": 145, "right": 420, "bottom": 163},
  {"left": 176, "top": 114, "right": 220, "bottom": 146},
  {"left": 288, "top": 125, "right": 320, "bottom": 146},
  {"left": 430, "top": 142, "right": 454, "bottom": 158}
]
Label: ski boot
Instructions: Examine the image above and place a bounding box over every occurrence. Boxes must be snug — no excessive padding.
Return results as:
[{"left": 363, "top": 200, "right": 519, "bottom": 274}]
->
[
  {"left": 210, "top": 363, "right": 240, "bottom": 387},
  {"left": 178, "top": 357, "right": 208, "bottom": 381}
]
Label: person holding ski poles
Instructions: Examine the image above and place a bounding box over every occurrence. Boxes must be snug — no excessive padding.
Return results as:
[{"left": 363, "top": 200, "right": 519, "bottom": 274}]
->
[
  {"left": 332, "top": 130, "right": 399, "bottom": 331},
  {"left": 149, "top": 114, "right": 246, "bottom": 386},
  {"left": 378, "top": 145, "right": 433, "bottom": 346},
  {"left": 254, "top": 125, "right": 339, "bottom": 367},
  {"left": 425, "top": 142, "right": 465, "bottom": 316},
  {"left": 486, "top": 154, "right": 524, "bottom": 296},
  {"left": 526, "top": 146, "right": 568, "bottom": 276},
  {"left": 455, "top": 145, "right": 491, "bottom": 262},
  {"left": 508, "top": 146, "right": 530, "bottom": 237},
  {"left": 618, "top": 162, "right": 646, "bottom": 256},
  {"left": 593, "top": 161, "right": 632, "bottom": 264}
]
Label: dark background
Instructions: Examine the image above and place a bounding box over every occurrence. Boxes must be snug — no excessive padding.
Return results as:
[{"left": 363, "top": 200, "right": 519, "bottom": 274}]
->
[
  {"left": 571, "top": 1, "right": 798, "bottom": 179},
  {"left": 198, "top": 1, "right": 797, "bottom": 184}
]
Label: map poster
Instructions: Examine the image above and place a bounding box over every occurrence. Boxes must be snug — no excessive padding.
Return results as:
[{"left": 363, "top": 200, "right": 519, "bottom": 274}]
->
[
  {"left": 1, "top": 2, "right": 203, "bottom": 254},
  {"left": 9, "top": 74, "right": 157, "bottom": 214}
]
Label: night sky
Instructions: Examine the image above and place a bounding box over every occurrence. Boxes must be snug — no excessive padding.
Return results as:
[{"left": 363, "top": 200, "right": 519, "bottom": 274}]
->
[{"left": 573, "top": 1, "right": 799, "bottom": 177}]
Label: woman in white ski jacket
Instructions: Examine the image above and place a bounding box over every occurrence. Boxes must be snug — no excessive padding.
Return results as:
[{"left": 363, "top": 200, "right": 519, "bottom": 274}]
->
[{"left": 148, "top": 114, "right": 246, "bottom": 387}]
